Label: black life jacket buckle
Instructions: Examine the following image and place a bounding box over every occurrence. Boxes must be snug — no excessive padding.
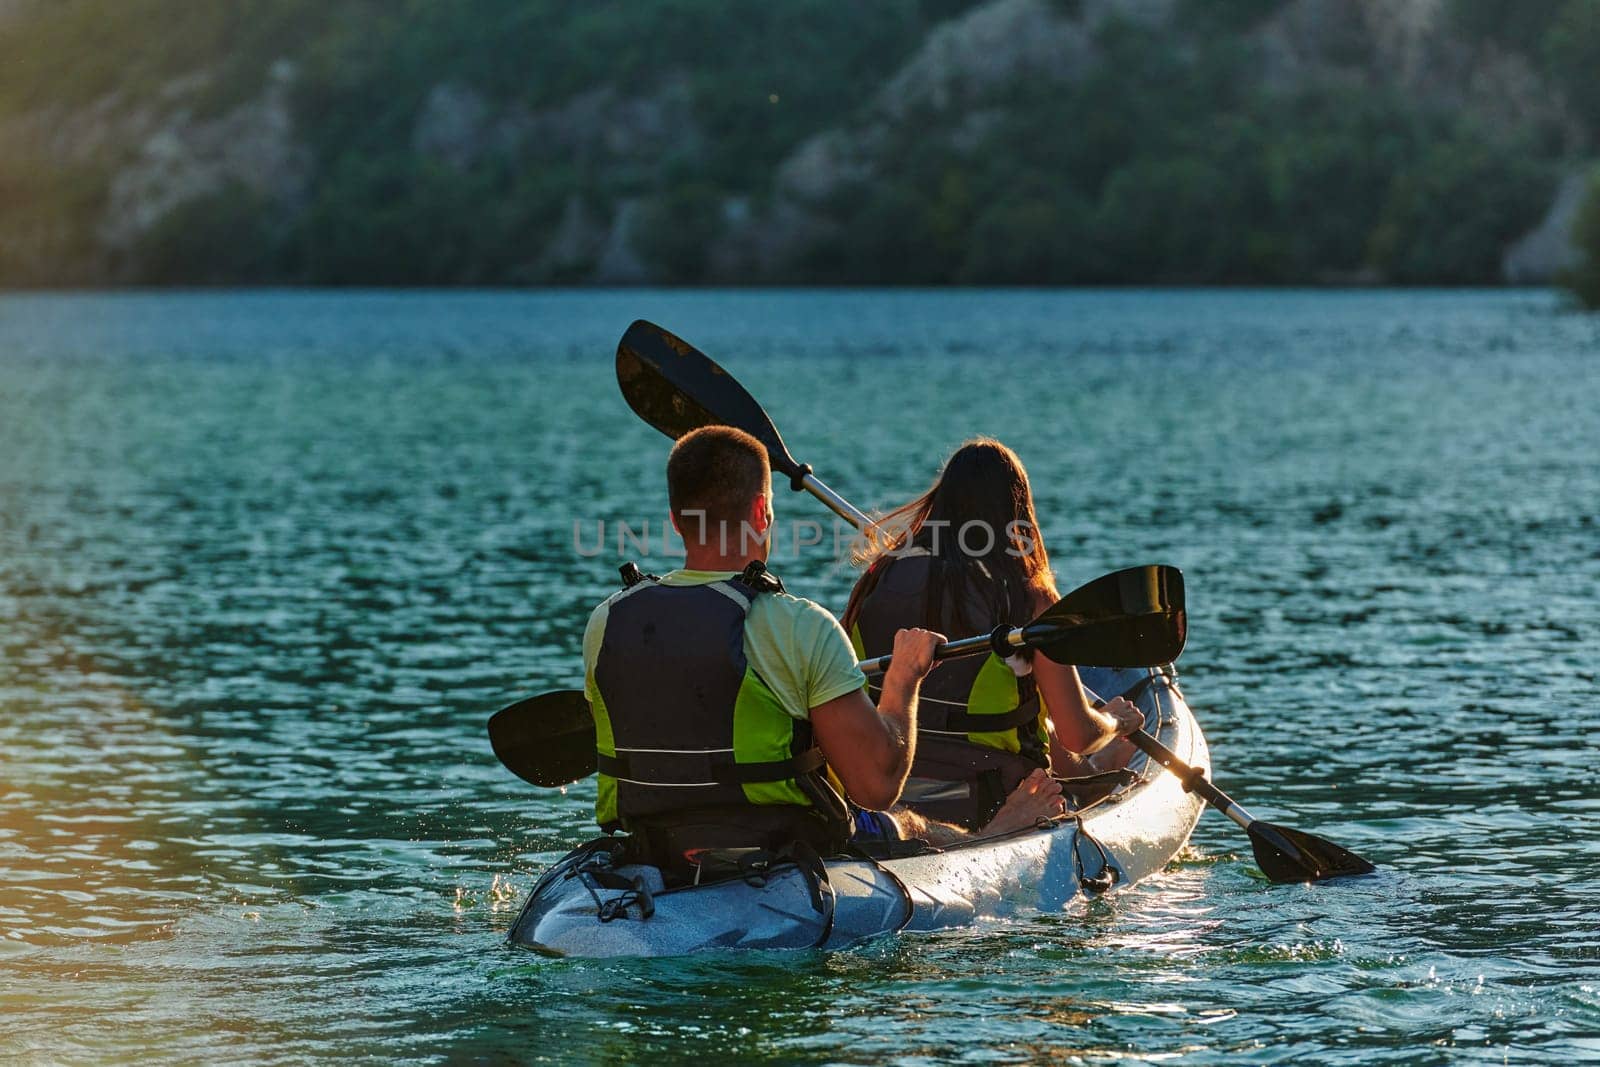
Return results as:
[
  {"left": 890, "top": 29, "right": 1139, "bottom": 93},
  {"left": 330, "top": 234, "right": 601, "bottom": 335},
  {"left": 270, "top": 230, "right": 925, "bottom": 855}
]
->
[
  {"left": 618, "top": 562, "right": 661, "bottom": 588},
  {"left": 739, "top": 559, "right": 786, "bottom": 594}
]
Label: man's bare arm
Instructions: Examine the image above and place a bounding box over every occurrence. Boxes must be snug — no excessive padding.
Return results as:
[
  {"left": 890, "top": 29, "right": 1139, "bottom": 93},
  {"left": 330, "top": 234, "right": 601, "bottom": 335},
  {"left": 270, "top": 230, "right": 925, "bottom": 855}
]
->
[{"left": 811, "top": 627, "right": 941, "bottom": 811}]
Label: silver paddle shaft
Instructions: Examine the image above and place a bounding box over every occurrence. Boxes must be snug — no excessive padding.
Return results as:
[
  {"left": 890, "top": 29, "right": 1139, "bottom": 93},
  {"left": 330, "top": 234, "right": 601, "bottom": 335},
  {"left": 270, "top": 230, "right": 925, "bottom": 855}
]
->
[
  {"left": 798, "top": 471, "right": 872, "bottom": 530},
  {"left": 803, "top": 473, "right": 1044, "bottom": 681},
  {"left": 1125, "top": 728, "right": 1258, "bottom": 832}
]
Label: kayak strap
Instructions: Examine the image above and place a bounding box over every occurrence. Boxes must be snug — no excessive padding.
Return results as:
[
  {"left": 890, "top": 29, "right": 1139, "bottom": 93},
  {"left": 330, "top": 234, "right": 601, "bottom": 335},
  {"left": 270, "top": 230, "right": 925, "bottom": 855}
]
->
[
  {"left": 919, "top": 703, "right": 1042, "bottom": 734},
  {"left": 1060, "top": 768, "right": 1140, "bottom": 812},
  {"left": 696, "top": 840, "right": 836, "bottom": 947},
  {"left": 573, "top": 847, "right": 656, "bottom": 923},
  {"left": 841, "top": 846, "right": 918, "bottom": 934},
  {"left": 595, "top": 746, "right": 826, "bottom": 786},
  {"left": 506, "top": 840, "right": 607, "bottom": 945},
  {"left": 782, "top": 840, "right": 836, "bottom": 948},
  {"left": 1073, "top": 821, "right": 1119, "bottom": 895}
]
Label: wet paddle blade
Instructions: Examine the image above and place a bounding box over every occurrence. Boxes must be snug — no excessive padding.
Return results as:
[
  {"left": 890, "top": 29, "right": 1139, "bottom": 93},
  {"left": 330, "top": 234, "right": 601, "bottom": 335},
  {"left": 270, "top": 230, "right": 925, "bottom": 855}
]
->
[
  {"left": 1248, "top": 820, "right": 1377, "bottom": 884},
  {"left": 1027, "top": 564, "right": 1187, "bottom": 667},
  {"left": 616, "top": 320, "right": 806, "bottom": 481},
  {"left": 488, "top": 690, "right": 596, "bottom": 788}
]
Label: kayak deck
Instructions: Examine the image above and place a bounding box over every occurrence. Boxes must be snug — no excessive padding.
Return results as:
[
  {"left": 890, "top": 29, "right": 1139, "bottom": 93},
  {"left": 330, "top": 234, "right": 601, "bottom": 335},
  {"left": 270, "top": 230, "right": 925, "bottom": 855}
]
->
[{"left": 507, "top": 666, "right": 1206, "bottom": 957}]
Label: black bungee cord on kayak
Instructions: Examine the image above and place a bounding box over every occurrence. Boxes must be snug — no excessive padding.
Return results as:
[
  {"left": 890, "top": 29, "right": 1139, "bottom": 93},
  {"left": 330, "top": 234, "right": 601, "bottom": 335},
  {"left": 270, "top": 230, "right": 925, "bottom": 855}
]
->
[
  {"left": 582, "top": 863, "right": 656, "bottom": 923},
  {"left": 541, "top": 817, "right": 842, "bottom": 944},
  {"left": 1073, "top": 822, "right": 1118, "bottom": 894}
]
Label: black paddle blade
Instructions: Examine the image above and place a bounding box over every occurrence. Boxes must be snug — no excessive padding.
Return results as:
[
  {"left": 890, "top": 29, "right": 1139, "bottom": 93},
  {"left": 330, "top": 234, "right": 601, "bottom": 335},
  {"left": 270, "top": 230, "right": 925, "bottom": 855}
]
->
[
  {"left": 487, "top": 690, "right": 596, "bottom": 788},
  {"left": 1248, "top": 820, "right": 1377, "bottom": 884},
  {"left": 616, "top": 320, "right": 805, "bottom": 481},
  {"left": 1027, "top": 565, "right": 1187, "bottom": 667}
]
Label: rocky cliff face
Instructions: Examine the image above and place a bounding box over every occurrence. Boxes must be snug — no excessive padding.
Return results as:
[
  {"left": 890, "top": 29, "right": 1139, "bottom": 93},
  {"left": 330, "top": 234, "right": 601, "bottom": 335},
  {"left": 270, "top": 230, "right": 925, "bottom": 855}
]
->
[
  {"left": 1503, "top": 169, "right": 1591, "bottom": 283},
  {"left": 1257, "top": 0, "right": 1575, "bottom": 141},
  {"left": 99, "top": 61, "right": 311, "bottom": 259},
  {"left": 0, "top": 0, "right": 1588, "bottom": 285},
  {"left": 2, "top": 58, "right": 310, "bottom": 282},
  {"left": 710, "top": 0, "right": 1587, "bottom": 284},
  {"left": 733, "top": 0, "right": 1103, "bottom": 276}
]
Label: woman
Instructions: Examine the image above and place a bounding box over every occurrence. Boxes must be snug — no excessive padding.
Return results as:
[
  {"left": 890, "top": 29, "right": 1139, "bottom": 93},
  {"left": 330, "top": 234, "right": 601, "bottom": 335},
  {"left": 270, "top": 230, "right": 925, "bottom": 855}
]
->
[{"left": 841, "top": 438, "right": 1144, "bottom": 832}]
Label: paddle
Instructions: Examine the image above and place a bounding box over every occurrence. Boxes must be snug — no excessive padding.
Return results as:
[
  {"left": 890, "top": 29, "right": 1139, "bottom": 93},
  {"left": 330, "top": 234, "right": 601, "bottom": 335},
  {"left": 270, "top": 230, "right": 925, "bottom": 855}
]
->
[
  {"left": 608, "top": 319, "right": 1376, "bottom": 883},
  {"left": 488, "top": 690, "right": 593, "bottom": 788},
  {"left": 1123, "top": 729, "right": 1376, "bottom": 883},
  {"left": 616, "top": 319, "right": 872, "bottom": 528},
  {"left": 860, "top": 564, "right": 1185, "bottom": 673},
  {"left": 488, "top": 566, "right": 1184, "bottom": 789}
]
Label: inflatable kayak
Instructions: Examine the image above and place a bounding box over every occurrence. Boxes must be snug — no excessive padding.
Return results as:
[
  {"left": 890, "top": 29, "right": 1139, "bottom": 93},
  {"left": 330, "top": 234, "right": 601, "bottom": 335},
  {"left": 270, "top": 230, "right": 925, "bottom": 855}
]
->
[{"left": 507, "top": 665, "right": 1206, "bottom": 957}]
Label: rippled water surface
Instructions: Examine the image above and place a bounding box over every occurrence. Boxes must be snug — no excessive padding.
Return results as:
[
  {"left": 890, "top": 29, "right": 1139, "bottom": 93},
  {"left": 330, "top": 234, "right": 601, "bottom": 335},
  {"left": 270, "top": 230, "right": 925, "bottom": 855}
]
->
[{"left": 2, "top": 289, "right": 1598, "bottom": 1064}]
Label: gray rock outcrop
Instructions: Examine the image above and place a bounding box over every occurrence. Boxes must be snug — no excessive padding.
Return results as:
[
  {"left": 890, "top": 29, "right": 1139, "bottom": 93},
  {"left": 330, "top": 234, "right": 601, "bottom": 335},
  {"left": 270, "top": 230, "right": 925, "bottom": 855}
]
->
[
  {"left": 100, "top": 60, "right": 312, "bottom": 254},
  {"left": 1503, "top": 168, "right": 1594, "bottom": 284},
  {"left": 413, "top": 83, "right": 492, "bottom": 170}
]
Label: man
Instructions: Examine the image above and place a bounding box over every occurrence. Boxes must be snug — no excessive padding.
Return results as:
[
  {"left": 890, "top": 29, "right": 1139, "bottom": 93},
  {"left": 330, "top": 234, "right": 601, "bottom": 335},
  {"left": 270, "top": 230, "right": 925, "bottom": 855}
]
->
[{"left": 581, "top": 426, "right": 1064, "bottom": 875}]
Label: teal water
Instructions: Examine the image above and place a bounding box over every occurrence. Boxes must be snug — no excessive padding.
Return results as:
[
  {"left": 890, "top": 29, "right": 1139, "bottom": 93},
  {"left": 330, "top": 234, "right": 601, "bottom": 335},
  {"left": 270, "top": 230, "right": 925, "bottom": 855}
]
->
[{"left": 1, "top": 289, "right": 1597, "bottom": 1064}]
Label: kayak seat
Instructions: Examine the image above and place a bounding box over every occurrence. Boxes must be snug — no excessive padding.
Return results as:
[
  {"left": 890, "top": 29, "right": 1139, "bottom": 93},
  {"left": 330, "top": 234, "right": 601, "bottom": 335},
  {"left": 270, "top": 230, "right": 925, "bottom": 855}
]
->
[
  {"left": 847, "top": 832, "right": 942, "bottom": 862},
  {"left": 1059, "top": 768, "right": 1141, "bottom": 813},
  {"left": 679, "top": 845, "right": 793, "bottom": 887}
]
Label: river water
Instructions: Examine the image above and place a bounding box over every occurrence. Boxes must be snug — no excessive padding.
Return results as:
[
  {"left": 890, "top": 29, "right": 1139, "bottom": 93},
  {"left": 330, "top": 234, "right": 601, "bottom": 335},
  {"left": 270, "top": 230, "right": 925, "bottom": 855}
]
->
[{"left": 1, "top": 289, "right": 1596, "bottom": 1064}]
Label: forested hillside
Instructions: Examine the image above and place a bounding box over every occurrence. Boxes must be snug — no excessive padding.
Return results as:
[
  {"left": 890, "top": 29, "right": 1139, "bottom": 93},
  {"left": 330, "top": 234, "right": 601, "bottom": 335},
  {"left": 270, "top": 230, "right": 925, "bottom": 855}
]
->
[{"left": 2, "top": 0, "right": 1597, "bottom": 291}]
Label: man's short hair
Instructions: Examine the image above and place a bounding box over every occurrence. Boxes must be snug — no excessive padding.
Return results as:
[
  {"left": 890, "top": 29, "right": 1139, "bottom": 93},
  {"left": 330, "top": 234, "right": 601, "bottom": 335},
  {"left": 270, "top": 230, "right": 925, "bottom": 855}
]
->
[{"left": 667, "top": 426, "right": 770, "bottom": 539}]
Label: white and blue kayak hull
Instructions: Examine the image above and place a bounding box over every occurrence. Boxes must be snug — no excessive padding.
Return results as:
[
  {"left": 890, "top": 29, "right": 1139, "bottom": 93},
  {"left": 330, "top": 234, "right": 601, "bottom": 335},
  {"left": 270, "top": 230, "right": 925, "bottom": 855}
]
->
[{"left": 507, "top": 667, "right": 1207, "bottom": 957}]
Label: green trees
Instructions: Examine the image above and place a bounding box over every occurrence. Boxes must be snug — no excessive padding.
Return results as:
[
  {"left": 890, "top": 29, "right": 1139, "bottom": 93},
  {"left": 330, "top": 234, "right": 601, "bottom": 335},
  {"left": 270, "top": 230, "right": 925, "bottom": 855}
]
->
[
  {"left": 798, "top": 27, "right": 1556, "bottom": 287},
  {"left": 1368, "top": 141, "right": 1552, "bottom": 284},
  {"left": 0, "top": 0, "right": 1590, "bottom": 288},
  {"left": 132, "top": 182, "right": 287, "bottom": 285},
  {"left": 1565, "top": 172, "right": 1600, "bottom": 308},
  {"left": 634, "top": 186, "right": 726, "bottom": 283},
  {"left": 1543, "top": 2, "right": 1600, "bottom": 135},
  {"left": 1448, "top": 0, "right": 1600, "bottom": 134}
]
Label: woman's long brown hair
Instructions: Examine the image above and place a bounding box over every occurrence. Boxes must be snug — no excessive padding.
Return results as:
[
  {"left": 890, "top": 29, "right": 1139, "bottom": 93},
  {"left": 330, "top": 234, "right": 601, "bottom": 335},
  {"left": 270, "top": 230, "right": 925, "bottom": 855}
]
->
[{"left": 841, "top": 438, "right": 1058, "bottom": 638}]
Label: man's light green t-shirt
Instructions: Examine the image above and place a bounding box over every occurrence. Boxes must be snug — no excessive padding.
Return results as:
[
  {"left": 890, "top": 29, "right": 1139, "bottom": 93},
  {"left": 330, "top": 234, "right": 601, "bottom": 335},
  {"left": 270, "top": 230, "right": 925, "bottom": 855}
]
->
[{"left": 581, "top": 569, "right": 865, "bottom": 718}]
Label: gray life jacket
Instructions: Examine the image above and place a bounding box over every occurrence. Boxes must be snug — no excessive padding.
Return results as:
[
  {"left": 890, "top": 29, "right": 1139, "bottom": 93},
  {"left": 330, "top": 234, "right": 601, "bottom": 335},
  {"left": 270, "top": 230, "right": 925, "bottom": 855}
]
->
[
  {"left": 591, "top": 562, "right": 850, "bottom": 854},
  {"left": 851, "top": 551, "right": 1048, "bottom": 829}
]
